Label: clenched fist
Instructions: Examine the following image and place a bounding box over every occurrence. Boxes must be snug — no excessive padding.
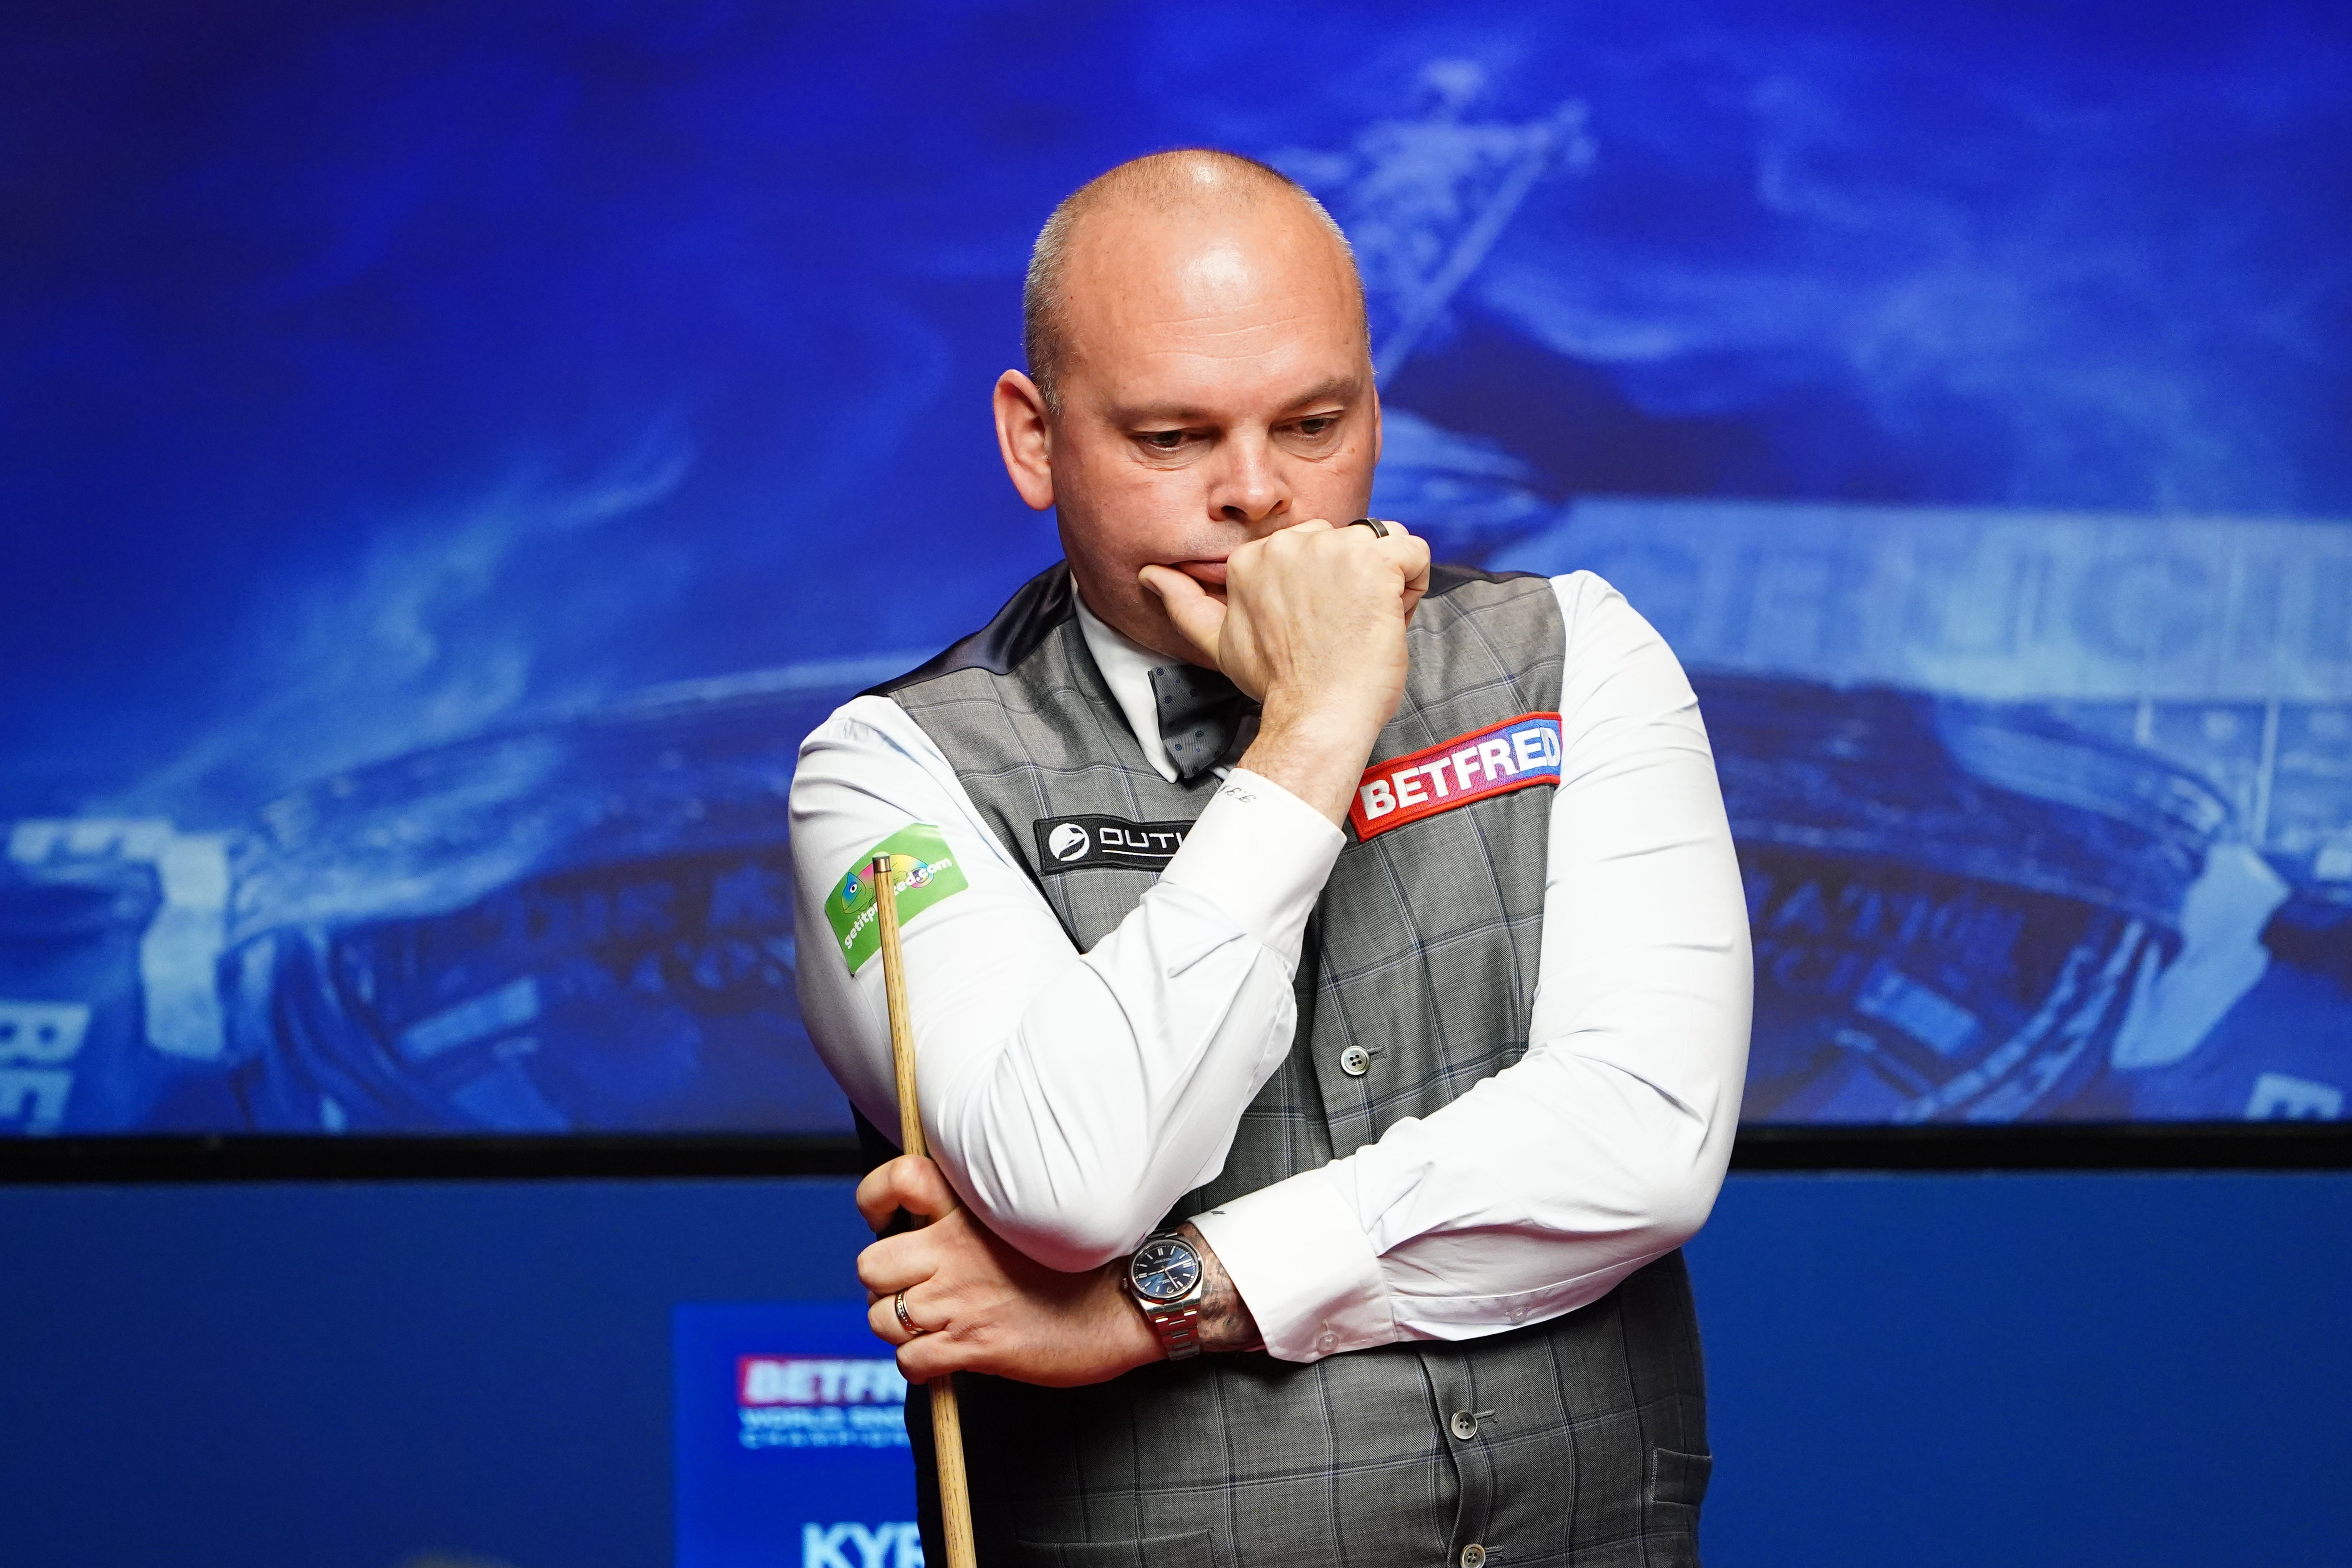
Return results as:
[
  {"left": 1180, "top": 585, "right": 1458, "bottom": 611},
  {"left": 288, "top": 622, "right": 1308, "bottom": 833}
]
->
[{"left": 1139, "top": 518, "right": 1429, "bottom": 825}]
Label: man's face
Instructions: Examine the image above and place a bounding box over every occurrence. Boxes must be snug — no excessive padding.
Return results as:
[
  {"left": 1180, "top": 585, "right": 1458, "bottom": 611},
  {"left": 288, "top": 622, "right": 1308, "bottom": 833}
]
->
[{"left": 1003, "top": 201, "right": 1380, "bottom": 664}]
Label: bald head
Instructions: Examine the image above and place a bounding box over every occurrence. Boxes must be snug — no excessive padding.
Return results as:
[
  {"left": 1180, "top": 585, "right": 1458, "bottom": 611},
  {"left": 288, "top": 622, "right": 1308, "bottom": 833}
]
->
[{"left": 1022, "top": 149, "right": 1367, "bottom": 413}]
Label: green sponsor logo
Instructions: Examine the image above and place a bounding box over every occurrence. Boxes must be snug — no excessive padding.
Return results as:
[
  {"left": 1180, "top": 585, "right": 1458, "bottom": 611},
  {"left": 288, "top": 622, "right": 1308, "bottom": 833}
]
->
[{"left": 827, "top": 824, "right": 969, "bottom": 974}]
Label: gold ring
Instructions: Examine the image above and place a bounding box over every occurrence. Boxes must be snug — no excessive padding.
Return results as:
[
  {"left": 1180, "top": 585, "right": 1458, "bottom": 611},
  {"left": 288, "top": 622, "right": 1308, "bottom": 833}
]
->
[{"left": 894, "top": 1290, "right": 926, "bottom": 1337}]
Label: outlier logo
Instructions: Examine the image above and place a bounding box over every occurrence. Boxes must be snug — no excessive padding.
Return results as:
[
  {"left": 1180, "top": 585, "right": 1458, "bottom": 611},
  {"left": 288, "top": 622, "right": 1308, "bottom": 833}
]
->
[
  {"left": 1349, "top": 712, "right": 1564, "bottom": 842},
  {"left": 1031, "top": 815, "right": 1191, "bottom": 874}
]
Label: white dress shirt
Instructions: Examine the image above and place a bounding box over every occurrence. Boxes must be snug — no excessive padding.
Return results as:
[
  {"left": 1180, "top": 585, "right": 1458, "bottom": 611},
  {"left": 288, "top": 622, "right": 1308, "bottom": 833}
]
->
[{"left": 789, "top": 571, "right": 1751, "bottom": 1363}]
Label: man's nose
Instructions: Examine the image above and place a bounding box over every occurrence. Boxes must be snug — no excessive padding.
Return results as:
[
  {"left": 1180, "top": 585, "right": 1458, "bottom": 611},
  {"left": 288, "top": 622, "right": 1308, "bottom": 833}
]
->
[{"left": 1207, "top": 431, "right": 1290, "bottom": 531}]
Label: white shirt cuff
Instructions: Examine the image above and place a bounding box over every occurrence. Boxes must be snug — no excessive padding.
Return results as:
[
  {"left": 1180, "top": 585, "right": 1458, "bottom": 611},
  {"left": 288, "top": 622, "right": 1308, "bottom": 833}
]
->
[
  {"left": 1190, "top": 1165, "right": 1392, "bottom": 1363},
  {"left": 1157, "top": 769, "right": 1342, "bottom": 972}
]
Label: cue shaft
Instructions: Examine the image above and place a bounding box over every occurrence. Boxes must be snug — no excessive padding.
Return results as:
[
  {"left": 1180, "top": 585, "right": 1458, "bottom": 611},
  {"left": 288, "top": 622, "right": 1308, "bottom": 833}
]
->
[{"left": 871, "top": 852, "right": 978, "bottom": 1568}]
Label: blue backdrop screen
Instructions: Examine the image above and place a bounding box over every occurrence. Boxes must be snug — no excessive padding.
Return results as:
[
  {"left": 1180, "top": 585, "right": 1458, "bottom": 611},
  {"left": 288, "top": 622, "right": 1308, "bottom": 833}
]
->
[{"left": 4, "top": 2, "right": 2347, "bottom": 1135}]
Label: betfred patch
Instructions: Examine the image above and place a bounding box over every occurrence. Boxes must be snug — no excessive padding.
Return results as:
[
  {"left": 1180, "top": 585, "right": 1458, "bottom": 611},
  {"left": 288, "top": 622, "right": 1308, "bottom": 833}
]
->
[
  {"left": 827, "top": 824, "right": 968, "bottom": 973},
  {"left": 1032, "top": 814, "right": 1190, "bottom": 874},
  {"left": 1349, "top": 713, "right": 1563, "bottom": 842}
]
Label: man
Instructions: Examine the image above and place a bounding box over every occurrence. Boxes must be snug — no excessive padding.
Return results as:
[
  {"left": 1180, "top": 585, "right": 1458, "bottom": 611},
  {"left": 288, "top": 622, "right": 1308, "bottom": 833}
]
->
[{"left": 791, "top": 149, "right": 1750, "bottom": 1567}]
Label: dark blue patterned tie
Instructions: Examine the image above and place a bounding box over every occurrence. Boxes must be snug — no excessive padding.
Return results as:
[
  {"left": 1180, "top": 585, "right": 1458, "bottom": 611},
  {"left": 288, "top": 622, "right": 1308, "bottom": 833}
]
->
[{"left": 1149, "top": 664, "right": 1255, "bottom": 780}]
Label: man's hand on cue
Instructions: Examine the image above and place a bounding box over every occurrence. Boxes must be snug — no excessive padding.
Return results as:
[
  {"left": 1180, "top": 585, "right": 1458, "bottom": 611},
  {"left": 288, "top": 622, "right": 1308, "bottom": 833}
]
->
[
  {"left": 856, "top": 1154, "right": 1260, "bottom": 1385},
  {"left": 1140, "top": 517, "right": 1430, "bottom": 827}
]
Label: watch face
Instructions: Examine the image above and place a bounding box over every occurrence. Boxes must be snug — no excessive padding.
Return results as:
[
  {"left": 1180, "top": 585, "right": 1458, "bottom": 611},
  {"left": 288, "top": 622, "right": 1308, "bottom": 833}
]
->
[{"left": 1128, "top": 1235, "right": 1202, "bottom": 1303}]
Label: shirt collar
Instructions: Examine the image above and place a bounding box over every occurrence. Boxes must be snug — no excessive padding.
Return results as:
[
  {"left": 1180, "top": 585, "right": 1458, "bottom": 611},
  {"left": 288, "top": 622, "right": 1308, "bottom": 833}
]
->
[{"left": 1072, "top": 587, "right": 1186, "bottom": 784}]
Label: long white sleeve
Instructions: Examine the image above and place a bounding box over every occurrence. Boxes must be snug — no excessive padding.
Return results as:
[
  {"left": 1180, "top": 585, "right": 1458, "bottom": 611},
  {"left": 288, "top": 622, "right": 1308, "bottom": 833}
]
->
[
  {"left": 1191, "top": 573, "right": 1753, "bottom": 1361},
  {"left": 789, "top": 700, "right": 1343, "bottom": 1271}
]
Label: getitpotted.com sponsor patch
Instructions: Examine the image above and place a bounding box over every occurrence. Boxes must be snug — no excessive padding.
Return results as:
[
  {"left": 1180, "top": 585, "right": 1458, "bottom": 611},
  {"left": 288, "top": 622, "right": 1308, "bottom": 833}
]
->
[{"left": 826, "top": 824, "right": 968, "bottom": 973}]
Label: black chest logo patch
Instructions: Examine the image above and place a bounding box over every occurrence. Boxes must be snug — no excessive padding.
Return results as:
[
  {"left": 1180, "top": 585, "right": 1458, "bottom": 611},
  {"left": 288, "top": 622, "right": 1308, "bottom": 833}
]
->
[{"left": 1032, "top": 815, "right": 1191, "bottom": 874}]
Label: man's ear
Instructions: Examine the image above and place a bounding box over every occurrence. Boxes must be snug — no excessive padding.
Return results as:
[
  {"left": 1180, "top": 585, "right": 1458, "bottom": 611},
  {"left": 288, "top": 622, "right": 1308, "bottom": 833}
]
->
[{"left": 993, "top": 370, "right": 1056, "bottom": 511}]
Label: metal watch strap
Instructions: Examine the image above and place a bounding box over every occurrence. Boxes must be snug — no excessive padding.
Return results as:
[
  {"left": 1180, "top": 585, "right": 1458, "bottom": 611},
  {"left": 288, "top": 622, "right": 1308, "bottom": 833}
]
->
[{"left": 1143, "top": 1299, "right": 1203, "bottom": 1361}]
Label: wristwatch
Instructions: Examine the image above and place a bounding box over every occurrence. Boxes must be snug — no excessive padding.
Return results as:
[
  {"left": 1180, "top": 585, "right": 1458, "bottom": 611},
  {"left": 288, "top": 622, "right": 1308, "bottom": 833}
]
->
[{"left": 1125, "top": 1230, "right": 1206, "bottom": 1361}]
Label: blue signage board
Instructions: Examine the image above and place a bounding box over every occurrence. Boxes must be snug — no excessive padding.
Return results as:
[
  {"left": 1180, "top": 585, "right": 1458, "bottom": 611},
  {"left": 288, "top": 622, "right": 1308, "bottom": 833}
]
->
[{"left": 674, "top": 1301, "right": 921, "bottom": 1568}]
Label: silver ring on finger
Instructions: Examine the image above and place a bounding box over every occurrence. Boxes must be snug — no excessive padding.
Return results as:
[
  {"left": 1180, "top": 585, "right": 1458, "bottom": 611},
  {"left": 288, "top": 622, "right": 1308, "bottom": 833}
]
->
[
  {"left": 1346, "top": 516, "right": 1391, "bottom": 539},
  {"left": 894, "top": 1290, "right": 928, "bottom": 1337}
]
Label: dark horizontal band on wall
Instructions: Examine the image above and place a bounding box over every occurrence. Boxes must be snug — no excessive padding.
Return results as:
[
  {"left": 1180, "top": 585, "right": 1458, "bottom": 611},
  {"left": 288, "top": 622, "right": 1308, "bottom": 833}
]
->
[
  {"left": 1731, "top": 1122, "right": 2352, "bottom": 1171},
  {"left": 0, "top": 1134, "right": 872, "bottom": 1184},
  {"left": 0, "top": 1124, "right": 2345, "bottom": 1184}
]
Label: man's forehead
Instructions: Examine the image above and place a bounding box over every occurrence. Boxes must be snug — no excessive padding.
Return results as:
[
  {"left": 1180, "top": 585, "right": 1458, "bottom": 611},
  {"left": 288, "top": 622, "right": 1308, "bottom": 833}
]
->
[
  {"left": 1057, "top": 203, "right": 1364, "bottom": 403},
  {"left": 1068, "top": 199, "right": 1351, "bottom": 309}
]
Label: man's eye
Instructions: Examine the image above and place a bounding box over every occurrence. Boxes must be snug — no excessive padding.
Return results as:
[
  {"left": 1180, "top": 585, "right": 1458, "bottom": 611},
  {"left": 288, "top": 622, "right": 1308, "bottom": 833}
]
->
[
  {"left": 1295, "top": 417, "right": 1338, "bottom": 436},
  {"left": 1140, "top": 430, "right": 1188, "bottom": 450}
]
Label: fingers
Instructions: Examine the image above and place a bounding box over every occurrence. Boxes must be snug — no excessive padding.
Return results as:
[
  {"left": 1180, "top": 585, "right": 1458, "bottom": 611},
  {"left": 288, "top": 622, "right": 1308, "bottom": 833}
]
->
[
  {"left": 1337, "top": 517, "right": 1428, "bottom": 592},
  {"left": 866, "top": 1282, "right": 939, "bottom": 1348},
  {"left": 1248, "top": 516, "right": 1428, "bottom": 606},
  {"left": 1350, "top": 520, "right": 1430, "bottom": 612},
  {"left": 852, "top": 1166, "right": 982, "bottom": 1363},
  {"left": 856, "top": 1229, "right": 931, "bottom": 1296},
  {"left": 1382, "top": 519, "right": 1431, "bottom": 580},
  {"left": 867, "top": 1283, "right": 961, "bottom": 1372},
  {"left": 1137, "top": 564, "right": 1226, "bottom": 665},
  {"left": 895, "top": 1329, "right": 965, "bottom": 1383},
  {"left": 857, "top": 1208, "right": 956, "bottom": 1358},
  {"left": 854, "top": 1154, "right": 962, "bottom": 1234},
  {"left": 853, "top": 1164, "right": 897, "bottom": 1232},
  {"left": 855, "top": 1225, "right": 964, "bottom": 1374},
  {"left": 1390, "top": 525, "right": 1432, "bottom": 616}
]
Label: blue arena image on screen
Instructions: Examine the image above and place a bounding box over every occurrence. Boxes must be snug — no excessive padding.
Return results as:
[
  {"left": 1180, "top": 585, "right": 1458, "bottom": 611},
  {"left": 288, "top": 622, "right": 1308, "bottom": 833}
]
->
[{"left": 3, "top": 2, "right": 2346, "bottom": 1133}]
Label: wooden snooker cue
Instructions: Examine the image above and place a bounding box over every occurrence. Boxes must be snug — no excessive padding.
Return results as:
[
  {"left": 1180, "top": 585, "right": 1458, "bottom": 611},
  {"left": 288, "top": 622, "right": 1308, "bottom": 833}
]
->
[{"left": 870, "top": 852, "right": 979, "bottom": 1568}]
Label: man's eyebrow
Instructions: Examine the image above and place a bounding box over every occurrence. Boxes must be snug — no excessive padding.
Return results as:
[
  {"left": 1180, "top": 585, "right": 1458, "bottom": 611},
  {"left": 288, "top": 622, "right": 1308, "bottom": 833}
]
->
[
  {"left": 1109, "top": 377, "right": 1367, "bottom": 427},
  {"left": 1109, "top": 400, "right": 1215, "bottom": 426},
  {"left": 1275, "top": 375, "right": 1364, "bottom": 412}
]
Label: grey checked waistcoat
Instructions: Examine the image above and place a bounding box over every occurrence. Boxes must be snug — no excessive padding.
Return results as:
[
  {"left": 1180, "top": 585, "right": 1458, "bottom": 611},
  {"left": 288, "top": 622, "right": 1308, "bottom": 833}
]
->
[{"left": 864, "top": 561, "right": 1711, "bottom": 1568}]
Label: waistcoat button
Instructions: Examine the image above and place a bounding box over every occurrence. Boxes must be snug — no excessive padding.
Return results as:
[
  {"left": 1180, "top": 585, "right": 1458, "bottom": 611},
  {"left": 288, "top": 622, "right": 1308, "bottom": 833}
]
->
[
  {"left": 1449, "top": 1410, "right": 1479, "bottom": 1440},
  {"left": 1460, "top": 1545, "right": 1487, "bottom": 1568},
  {"left": 1339, "top": 1045, "right": 1371, "bottom": 1077}
]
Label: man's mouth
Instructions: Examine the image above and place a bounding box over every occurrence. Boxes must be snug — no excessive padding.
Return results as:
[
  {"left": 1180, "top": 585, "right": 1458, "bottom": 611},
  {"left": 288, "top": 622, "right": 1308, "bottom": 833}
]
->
[{"left": 1173, "top": 560, "right": 1228, "bottom": 589}]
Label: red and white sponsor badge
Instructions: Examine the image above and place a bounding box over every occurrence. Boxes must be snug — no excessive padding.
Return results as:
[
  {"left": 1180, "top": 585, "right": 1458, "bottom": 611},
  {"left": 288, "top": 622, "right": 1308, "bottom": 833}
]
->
[{"left": 1348, "top": 712, "right": 1564, "bottom": 842}]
